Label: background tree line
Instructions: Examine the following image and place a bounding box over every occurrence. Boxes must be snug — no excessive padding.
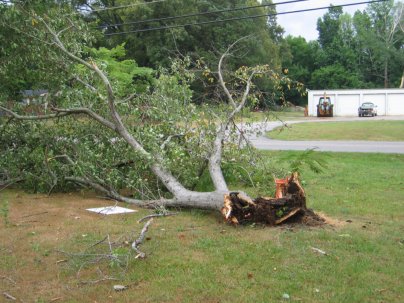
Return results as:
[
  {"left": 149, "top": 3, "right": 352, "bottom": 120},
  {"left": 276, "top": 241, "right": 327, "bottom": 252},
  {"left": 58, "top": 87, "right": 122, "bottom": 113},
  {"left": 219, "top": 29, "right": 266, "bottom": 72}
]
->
[
  {"left": 281, "top": 0, "right": 403, "bottom": 104},
  {"left": 1, "top": 0, "right": 403, "bottom": 106},
  {"left": 72, "top": 0, "right": 403, "bottom": 106}
]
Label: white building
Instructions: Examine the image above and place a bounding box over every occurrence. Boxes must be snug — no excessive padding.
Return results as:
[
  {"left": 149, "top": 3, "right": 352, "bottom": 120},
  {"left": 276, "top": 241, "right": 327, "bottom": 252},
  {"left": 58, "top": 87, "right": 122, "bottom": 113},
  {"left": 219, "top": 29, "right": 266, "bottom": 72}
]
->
[{"left": 307, "top": 89, "right": 404, "bottom": 116}]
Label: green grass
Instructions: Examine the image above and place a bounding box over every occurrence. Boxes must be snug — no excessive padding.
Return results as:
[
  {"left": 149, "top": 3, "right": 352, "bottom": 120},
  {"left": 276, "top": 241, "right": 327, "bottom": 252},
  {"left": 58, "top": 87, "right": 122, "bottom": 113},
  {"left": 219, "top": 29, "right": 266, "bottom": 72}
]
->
[
  {"left": 1, "top": 152, "right": 403, "bottom": 302},
  {"left": 78, "top": 152, "right": 404, "bottom": 302},
  {"left": 268, "top": 120, "right": 404, "bottom": 141}
]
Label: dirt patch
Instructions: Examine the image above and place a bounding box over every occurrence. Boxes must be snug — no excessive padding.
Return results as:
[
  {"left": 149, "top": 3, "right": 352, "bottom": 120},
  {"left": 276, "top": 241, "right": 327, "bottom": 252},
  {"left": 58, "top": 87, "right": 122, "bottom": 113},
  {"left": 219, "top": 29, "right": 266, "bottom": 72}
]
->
[
  {"left": 282, "top": 208, "right": 327, "bottom": 227},
  {"left": 315, "top": 211, "right": 346, "bottom": 227},
  {"left": 0, "top": 190, "right": 144, "bottom": 303}
]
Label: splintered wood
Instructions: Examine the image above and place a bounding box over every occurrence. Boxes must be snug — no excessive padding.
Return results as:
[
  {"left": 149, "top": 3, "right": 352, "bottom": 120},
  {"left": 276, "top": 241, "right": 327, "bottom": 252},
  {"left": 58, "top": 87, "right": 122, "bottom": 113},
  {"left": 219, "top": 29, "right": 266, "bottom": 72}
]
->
[{"left": 222, "top": 172, "right": 312, "bottom": 225}]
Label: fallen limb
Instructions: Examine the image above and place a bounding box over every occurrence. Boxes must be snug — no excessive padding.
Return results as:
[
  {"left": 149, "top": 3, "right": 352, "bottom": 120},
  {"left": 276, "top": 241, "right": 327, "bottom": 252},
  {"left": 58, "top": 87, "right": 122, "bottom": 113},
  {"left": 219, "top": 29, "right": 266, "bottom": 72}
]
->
[
  {"left": 132, "top": 218, "right": 153, "bottom": 258},
  {"left": 137, "top": 212, "right": 178, "bottom": 223},
  {"left": 3, "top": 292, "right": 16, "bottom": 301}
]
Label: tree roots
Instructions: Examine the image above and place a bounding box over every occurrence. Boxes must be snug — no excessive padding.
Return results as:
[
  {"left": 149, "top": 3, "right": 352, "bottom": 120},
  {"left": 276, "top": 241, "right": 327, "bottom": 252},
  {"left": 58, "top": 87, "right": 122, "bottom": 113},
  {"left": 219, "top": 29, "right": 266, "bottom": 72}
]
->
[{"left": 222, "top": 172, "right": 324, "bottom": 226}]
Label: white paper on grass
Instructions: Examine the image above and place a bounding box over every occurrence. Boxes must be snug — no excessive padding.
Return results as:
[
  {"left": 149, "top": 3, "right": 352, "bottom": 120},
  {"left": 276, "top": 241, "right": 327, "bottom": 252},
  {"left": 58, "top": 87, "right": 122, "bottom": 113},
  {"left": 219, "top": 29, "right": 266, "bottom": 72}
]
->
[{"left": 86, "top": 206, "right": 137, "bottom": 215}]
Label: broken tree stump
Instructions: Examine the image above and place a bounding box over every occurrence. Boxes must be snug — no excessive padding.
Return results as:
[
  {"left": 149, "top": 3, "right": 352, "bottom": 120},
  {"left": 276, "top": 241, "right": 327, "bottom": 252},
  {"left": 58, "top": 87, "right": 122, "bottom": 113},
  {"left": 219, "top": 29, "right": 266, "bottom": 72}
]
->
[{"left": 222, "top": 172, "right": 313, "bottom": 225}]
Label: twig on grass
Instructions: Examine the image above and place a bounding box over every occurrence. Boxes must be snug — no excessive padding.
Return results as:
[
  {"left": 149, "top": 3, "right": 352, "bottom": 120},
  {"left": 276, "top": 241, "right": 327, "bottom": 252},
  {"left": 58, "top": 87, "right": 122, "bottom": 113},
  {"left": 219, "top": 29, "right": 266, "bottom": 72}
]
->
[
  {"left": 107, "top": 234, "right": 113, "bottom": 254},
  {"left": 311, "top": 247, "right": 328, "bottom": 256},
  {"left": 20, "top": 211, "right": 48, "bottom": 218},
  {"left": 84, "top": 236, "right": 108, "bottom": 251},
  {"left": 1, "top": 276, "right": 16, "bottom": 285},
  {"left": 137, "top": 212, "right": 178, "bottom": 223},
  {"left": 132, "top": 218, "right": 153, "bottom": 258},
  {"left": 79, "top": 267, "right": 119, "bottom": 285},
  {"left": 3, "top": 292, "right": 16, "bottom": 301},
  {"left": 56, "top": 219, "right": 155, "bottom": 282}
]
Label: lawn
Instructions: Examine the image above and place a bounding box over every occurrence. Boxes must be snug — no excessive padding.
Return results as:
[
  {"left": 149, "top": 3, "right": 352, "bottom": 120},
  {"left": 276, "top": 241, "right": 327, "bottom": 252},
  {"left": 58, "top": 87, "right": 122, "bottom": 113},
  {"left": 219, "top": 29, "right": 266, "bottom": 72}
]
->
[
  {"left": 0, "top": 152, "right": 403, "bottom": 303},
  {"left": 267, "top": 120, "right": 404, "bottom": 141}
]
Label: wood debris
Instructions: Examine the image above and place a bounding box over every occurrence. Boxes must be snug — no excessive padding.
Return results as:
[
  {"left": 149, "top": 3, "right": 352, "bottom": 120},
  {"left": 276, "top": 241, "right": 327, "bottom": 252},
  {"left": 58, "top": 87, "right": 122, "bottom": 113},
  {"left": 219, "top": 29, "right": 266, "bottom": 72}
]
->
[
  {"left": 222, "top": 172, "right": 316, "bottom": 225},
  {"left": 3, "top": 292, "right": 16, "bottom": 301},
  {"left": 311, "top": 247, "right": 327, "bottom": 255}
]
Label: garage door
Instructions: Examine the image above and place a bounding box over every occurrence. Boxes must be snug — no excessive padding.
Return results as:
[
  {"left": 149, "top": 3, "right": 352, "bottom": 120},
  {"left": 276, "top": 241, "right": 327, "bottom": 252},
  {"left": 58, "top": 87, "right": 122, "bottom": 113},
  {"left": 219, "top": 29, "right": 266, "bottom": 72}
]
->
[
  {"left": 387, "top": 94, "right": 404, "bottom": 115},
  {"left": 336, "top": 94, "right": 360, "bottom": 116},
  {"left": 362, "top": 94, "right": 386, "bottom": 115}
]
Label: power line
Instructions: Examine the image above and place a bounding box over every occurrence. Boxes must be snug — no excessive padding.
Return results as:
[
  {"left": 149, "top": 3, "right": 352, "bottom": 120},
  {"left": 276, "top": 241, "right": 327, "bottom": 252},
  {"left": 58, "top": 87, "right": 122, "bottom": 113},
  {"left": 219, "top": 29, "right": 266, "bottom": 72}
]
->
[
  {"left": 77, "top": 0, "right": 167, "bottom": 13},
  {"left": 103, "top": 0, "right": 387, "bottom": 36},
  {"left": 98, "top": 0, "right": 310, "bottom": 29}
]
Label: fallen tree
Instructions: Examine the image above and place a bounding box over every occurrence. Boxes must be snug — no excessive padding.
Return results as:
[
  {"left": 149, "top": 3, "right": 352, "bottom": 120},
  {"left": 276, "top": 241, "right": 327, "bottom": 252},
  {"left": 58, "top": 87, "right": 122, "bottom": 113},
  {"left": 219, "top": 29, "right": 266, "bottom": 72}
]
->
[{"left": 0, "top": 4, "right": 310, "bottom": 224}]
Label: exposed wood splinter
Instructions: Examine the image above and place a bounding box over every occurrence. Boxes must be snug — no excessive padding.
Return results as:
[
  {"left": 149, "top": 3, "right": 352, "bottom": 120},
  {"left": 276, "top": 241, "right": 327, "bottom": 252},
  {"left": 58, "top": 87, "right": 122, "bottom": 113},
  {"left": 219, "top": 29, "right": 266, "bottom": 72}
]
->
[{"left": 222, "top": 172, "right": 315, "bottom": 225}]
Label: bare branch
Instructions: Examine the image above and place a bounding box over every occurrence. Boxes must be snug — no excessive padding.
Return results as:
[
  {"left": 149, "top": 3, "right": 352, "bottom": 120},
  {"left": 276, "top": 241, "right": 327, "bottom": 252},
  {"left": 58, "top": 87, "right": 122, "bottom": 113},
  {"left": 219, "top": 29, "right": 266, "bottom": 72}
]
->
[
  {"left": 64, "top": 176, "right": 158, "bottom": 207},
  {"left": 217, "top": 36, "right": 251, "bottom": 109},
  {"left": 236, "top": 72, "right": 256, "bottom": 113},
  {"left": 51, "top": 107, "right": 116, "bottom": 131},
  {"left": 132, "top": 218, "right": 153, "bottom": 258},
  {"left": 0, "top": 178, "right": 24, "bottom": 191},
  {"left": 120, "top": 93, "right": 139, "bottom": 103},
  {"left": 64, "top": 176, "right": 124, "bottom": 200},
  {"left": 2, "top": 292, "right": 16, "bottom": 301},
  {"left": 0, "top": 105, "right": 117, "bottom": 132},
  {"left": 137, "top": 212, "right": 178, "bottom": 223},
  {"left": 160, "top": 133, "right": 185, "bottom": 150},
  {"left": 0, "top": 105, "right": 70, "bottom": 120},
  {"left": 218, "top": 54, "right": 236, "bottom": 108},
  {"left": 56, "top": 25, "right": 74, "bottom": 37},
  {"left": 208, "top": 72, "right": 254, "bottom": 192},
  {"left": 72, "top": 76, "right": 97, "bottom": 92},
  {"left": 48, "top": 154, "right": 75, "bottom": 165},
  {"left": 207, "top": 38, "right": 259, "bottom": 192}
]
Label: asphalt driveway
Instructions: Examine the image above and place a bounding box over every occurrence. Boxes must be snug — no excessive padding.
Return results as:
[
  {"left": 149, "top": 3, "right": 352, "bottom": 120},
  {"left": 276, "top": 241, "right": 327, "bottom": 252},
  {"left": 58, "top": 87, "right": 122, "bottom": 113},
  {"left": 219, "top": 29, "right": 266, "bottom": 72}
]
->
[{"left": 243, "top": 116, "right": 404, "bottom": 154}]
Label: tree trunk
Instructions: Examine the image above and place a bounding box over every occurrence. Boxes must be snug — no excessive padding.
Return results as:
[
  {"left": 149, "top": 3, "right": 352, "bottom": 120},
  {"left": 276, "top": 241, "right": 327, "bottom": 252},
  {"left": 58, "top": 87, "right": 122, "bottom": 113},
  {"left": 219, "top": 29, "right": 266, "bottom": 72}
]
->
[
  {"left": 67, "top": 172, "right": 322, "bottom": 226},
  {"left": 400, "top": 70, "right": 404, "bottom": 88}
]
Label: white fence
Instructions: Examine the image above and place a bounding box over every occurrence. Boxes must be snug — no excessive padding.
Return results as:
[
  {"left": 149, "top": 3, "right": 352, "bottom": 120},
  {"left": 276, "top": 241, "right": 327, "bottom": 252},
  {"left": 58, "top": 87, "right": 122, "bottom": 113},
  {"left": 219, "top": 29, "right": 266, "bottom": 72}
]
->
[{"left": 307, "top": 89, "right": 404, "bottom": 116}]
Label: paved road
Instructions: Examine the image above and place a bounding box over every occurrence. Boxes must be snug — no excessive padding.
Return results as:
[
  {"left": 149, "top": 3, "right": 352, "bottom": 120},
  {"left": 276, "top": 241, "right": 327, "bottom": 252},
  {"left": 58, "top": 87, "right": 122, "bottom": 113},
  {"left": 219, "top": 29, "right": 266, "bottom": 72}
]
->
[{"left": 243, "top": 116, "right": 404, "bottom": 154}]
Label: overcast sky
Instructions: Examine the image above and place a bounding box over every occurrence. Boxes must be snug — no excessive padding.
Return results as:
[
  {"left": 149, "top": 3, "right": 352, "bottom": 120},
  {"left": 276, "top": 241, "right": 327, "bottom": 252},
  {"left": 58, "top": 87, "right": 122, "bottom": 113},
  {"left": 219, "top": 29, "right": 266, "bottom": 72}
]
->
[{"left": 275, "top": 0, "right": 369, "bottom": 41}]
